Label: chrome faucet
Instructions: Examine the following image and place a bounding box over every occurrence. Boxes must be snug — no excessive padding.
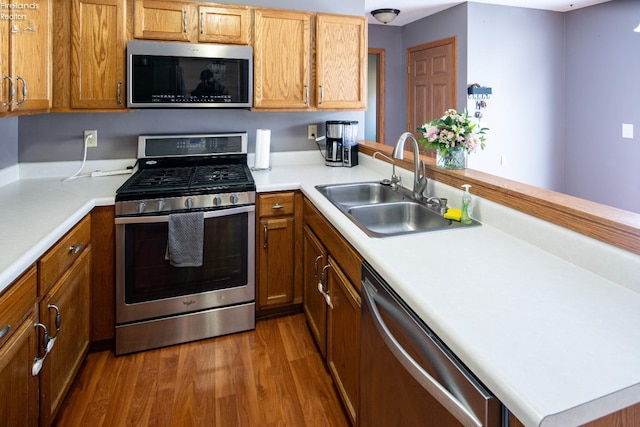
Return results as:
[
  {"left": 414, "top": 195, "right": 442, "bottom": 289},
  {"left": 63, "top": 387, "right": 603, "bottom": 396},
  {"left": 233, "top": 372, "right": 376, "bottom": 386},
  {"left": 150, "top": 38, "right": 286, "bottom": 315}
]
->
[
  {"left": 373, "top": 151, "right": 402, "bottom": 189},
  {"left": 392, "top": 132, "right": 428, "bottom": 199}
]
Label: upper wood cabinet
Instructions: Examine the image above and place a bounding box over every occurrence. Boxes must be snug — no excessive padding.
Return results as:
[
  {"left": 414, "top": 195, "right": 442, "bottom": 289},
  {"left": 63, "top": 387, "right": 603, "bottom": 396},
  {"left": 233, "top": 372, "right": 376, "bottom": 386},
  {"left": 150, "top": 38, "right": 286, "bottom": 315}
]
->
[
  {"left": 0, "top": 0, "right": 51, "bottom": 113},
  {"left": 70, "top": 0, "right": 127, "bottom": 109},
  {"left": 253, "top": 9, "right": 311, "bottom": 109},
  {"left": 253, "top": 11, "right": 366, "bottom": 111},
  {"left": 316, "top": 13, "right": 367, "bottom": 110},
  {"left": 133, "top": 0, "right": 250, "bottom": 45}
]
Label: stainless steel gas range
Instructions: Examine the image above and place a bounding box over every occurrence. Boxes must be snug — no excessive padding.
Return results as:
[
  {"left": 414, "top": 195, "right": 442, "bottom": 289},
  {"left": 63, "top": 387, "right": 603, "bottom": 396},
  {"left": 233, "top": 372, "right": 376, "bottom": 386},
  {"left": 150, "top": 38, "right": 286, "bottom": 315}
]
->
[{"left": 114, "top": 133, "right": 255, "bottom": 355}]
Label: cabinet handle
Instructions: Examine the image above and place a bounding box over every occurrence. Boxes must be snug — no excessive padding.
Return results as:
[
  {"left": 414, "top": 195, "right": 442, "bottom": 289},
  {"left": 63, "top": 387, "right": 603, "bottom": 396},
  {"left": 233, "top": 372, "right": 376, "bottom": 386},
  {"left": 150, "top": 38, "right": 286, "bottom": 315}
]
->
[
  {"left": 200, "top": 12, "right": 204, "bottom": 34},
  {"left": 0, "top": 324, "right": 10, "bottom": 340},
  {"left": 116, "top": 81, "right": 122, "bottom": 104},
  {"left": 3, "top": 75, "right": 14, "bottom": 107},
  {"left": 304, "top": 84, "right": 309, "bottom": 106},
  {"left": 47, "top": 304, "right": 61, "bottom": 339},
  {"left": 263, "top": 224, "right": 268, "bottom": 249},
  {"left": 69, "top": 242, "right": 83, "bottom": 254},
  {"left": 183, "top": 10, "right": 188, "bottom": 33},
  {"left": 313, "top": 254, "right": 323, "bottom": 278},
  {"left": 16, "top": 76, "right": 26, "bottom": 105},
  {"left": 319, "top": 85, "right": 324, "bottom": 105},
  {"left": 324, "top": 288, "right": 333, "bottom": 309},
  {"left": 32, "top": 323, "right": 53, "bottom": 376},
  {"left": 34, "top": 322, "right": 54, "bottom": 354},
  {"left": 320, "top": 263, "right": 331, "bottom": 292},
  {"left": 272, "top": 204, "right": 284, "bottom": 210}
]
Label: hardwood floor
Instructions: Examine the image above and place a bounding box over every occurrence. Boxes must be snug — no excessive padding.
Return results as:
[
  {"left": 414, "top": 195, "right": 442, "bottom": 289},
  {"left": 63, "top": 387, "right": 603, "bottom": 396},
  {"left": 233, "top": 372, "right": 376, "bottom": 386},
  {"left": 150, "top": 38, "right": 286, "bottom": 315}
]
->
[{"left": 55, "top": 314, "right": 350, "bottom": 427}]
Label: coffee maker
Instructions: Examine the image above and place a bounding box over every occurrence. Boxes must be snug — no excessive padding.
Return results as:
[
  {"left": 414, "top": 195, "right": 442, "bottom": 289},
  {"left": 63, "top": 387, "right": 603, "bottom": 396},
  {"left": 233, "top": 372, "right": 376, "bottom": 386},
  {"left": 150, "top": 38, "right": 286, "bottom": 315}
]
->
[{"left": 325, "top": 120, "right": 358, "bottom": 167}]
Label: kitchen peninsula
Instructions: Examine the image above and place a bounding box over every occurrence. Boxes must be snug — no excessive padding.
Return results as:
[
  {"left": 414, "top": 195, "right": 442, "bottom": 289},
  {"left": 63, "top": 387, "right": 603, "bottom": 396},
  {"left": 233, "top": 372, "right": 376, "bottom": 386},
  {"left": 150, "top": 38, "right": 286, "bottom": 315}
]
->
[{"left": 1, "top": 149, "right": 640, "bottom": 426}]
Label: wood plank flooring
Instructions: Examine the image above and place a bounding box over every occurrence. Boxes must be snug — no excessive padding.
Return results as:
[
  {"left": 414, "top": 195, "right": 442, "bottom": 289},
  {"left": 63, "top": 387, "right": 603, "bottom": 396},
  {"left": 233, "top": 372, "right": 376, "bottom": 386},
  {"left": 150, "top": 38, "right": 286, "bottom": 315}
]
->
[{"left": 55, "top": 314, "right": 350, "bottom": 427}]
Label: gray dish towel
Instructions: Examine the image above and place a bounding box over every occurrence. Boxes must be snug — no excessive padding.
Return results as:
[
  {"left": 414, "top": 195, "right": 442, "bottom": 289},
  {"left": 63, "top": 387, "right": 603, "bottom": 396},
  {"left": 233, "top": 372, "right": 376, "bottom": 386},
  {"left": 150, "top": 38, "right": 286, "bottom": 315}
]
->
[{"left": 165, "top": 212, "right": 204, "bottom": 267}]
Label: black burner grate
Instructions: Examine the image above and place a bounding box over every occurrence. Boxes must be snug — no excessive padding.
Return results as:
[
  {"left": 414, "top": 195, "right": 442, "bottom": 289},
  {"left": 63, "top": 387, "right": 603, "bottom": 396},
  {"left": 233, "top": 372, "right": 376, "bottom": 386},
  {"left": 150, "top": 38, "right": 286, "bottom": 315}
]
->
[
  {"left": 125, "top": 167, "right": 194, "bottom": 191},
  {"left": 191, "top": 164, "right": 249, "bottom": 188}
]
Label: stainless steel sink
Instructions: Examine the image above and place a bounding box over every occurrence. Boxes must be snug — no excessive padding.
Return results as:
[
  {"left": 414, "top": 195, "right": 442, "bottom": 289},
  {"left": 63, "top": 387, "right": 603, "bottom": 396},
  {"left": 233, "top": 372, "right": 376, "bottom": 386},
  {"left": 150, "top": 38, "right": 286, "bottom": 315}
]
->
[
  {"left": 316, "top": 181, "right": 406, "bottom": 208},
  {"left": 315, "top": 181, "right": 480, "bottom": 237},
  {"left": 347, "top": 201, "right": 462, "bottom": 237}
]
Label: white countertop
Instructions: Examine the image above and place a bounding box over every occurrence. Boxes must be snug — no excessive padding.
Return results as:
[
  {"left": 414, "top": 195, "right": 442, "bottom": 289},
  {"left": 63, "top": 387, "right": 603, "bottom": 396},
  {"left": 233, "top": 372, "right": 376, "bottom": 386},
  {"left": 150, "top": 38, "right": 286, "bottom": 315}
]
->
[{"left": 1, "top": 152, "right": 640, "bottom": 426}]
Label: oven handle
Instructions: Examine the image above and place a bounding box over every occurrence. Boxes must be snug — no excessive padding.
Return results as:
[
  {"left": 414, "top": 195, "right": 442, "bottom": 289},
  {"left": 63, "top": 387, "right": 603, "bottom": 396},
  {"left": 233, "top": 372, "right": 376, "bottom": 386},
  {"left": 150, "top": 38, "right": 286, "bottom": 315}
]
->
[{"left": 115, "top": 205, "right": 255, "bottom": 224}]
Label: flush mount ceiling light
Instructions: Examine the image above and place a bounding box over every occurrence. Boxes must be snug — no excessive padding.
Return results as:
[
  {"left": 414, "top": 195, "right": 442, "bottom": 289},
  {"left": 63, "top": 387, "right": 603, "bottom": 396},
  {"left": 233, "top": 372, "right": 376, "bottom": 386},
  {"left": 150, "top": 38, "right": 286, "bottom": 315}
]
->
[
  {"left": 634, "top": 23, "right": 640, "bottom": 32},
  {"left": 371, "top": 8, "right": 400, "bottom": 24}
]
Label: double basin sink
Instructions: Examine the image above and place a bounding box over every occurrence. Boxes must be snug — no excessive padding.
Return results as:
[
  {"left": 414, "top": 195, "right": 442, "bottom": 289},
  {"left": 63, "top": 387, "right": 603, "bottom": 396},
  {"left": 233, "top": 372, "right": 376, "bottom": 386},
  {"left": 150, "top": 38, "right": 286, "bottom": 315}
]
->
[{"left": 315, "top": 181, "right": 479, "bottom": 238}]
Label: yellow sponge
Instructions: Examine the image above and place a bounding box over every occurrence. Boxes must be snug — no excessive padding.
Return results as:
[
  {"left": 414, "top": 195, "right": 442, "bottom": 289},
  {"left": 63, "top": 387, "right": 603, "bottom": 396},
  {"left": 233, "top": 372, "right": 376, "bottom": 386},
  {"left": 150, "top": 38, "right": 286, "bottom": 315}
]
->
[{"left": 443, "top": 208, "right": 462, "bottom": 221}]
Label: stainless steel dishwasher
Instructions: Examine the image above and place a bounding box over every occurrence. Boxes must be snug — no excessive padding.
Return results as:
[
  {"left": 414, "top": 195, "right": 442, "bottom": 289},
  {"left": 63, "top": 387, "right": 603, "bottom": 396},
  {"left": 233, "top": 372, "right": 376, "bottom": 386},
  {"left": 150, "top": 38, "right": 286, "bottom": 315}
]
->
[{"left": 360, "top": 262, "right": 503, "bottom": 427}]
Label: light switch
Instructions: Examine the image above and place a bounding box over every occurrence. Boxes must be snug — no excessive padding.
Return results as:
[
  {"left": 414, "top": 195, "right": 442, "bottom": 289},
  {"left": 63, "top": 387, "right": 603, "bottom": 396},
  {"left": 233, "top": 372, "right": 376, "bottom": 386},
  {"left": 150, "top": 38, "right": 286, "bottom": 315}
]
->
[{"left": 622, "top": 123, "right": 634, "bottom": 139}]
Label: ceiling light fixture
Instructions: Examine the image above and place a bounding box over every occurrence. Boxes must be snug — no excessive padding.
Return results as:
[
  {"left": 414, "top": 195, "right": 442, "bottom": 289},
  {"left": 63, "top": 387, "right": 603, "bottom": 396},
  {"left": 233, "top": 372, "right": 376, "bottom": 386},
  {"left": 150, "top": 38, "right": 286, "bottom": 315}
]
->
[
  {"left": 634, "top": 23, "right": 640, "bottom": 32},
  {"left": 371, "top": 8, "right": 400, "bottom": 25}
]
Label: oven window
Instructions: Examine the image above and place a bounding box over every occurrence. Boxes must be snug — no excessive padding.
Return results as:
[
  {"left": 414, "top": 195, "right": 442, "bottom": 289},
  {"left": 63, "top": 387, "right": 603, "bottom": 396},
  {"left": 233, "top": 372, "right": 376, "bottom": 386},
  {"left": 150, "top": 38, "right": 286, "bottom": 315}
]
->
[{"left": 124, "top": 213, "right": 248, "bottom": 303}]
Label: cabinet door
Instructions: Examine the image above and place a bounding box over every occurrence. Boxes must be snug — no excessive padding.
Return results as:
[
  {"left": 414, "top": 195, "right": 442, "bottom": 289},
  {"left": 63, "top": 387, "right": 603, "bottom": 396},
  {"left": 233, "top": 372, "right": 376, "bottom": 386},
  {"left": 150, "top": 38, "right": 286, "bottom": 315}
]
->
[
  {"left": 302, "top": 225, "right": 327, "bottom": 357},
  {"left": 0, "top": 312, "right": 39, "bottom": 427},
  {"left": 198, "top": 5, "right": 249, "bottom": 45},
  {"left": 8, "top": 0, "right": 51, "bottom": 112},
  {"left": 326, "top": 257, "right": 360, "bottom": 426},
  {"left": 316, "top": 14, "right": 367, "bottom": 110},
  {"left": 39, "top": 247, "right": 91, "bottom": 427},
  {"left": 133, "top": 0, "right": 192, "bottom": 41},
  {"left": 258, "top": 217, "right": 295, "bottom": 309},
  {"left": 253, "top": 9, "right": 310, "bottom": 109},
  {"left": 71, "top": 0, "right": 126, "bottom": 109}
]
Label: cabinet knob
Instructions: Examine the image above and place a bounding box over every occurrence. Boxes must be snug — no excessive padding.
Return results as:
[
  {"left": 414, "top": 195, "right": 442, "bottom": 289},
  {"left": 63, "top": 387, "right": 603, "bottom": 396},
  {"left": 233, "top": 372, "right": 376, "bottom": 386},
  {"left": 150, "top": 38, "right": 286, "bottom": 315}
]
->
[
  {"left": 0, "top": 324, "right": 10, "bottom": 340},
  {"left": 69, "top": 243, "right": 84, "bottom": 254}
]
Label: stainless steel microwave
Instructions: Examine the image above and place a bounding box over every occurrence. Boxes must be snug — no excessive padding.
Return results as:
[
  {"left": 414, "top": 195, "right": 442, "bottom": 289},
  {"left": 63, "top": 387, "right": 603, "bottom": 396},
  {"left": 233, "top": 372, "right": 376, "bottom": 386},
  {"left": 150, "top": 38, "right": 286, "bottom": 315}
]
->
[{"left": 127, "top": 40, "right": 253, "bottom": 108}]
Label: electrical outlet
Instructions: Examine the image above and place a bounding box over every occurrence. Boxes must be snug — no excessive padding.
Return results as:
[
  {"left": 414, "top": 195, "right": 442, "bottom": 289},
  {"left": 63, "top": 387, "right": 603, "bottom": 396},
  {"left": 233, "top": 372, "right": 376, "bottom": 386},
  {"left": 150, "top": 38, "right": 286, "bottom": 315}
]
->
[
  {"left": 308, "top": 124, "right": 317, "bottom": 140},
  {"left": 84, "top": 130, "right": 97, "bottom": 148}
]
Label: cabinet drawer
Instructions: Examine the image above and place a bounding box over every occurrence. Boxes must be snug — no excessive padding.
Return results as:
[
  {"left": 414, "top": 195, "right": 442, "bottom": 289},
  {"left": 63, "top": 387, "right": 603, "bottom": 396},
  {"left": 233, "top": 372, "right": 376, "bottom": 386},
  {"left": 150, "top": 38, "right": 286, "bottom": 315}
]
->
[
  {"left": 0, "top": 266, "right": 37, "bottom": 349},
  {"left": 38, "top": 215, "right": 91, "bottom": 296},
  {"left": 258, "top": 192, "right": 295, "bottom": 217}
]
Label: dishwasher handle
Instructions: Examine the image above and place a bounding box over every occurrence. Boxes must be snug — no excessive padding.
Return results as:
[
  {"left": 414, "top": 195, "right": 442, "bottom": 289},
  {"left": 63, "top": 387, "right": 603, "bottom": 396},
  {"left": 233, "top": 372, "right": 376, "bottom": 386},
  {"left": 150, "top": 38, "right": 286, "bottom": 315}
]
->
[{"left": 362, "top": 278, "right": 483, "bottom": 427}]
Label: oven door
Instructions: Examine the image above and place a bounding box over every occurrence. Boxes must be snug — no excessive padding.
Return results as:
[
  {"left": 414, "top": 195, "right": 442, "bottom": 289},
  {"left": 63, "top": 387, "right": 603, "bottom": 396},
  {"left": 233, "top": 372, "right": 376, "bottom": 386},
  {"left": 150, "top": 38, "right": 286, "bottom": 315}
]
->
[{"left": 115, "top": 205, "right": 255, "bottom": 324}]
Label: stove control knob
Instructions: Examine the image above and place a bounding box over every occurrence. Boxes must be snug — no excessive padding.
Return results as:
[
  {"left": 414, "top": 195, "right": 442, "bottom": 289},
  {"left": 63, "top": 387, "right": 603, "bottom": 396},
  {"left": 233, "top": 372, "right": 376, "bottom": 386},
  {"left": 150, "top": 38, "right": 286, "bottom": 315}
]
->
[
  {"left": 185, "top": 198, "right": 194, "bottom": 209},
  {"left": 157, "top": 200, "right": 165, "bottom": 211},
  {"left": 138, "top": 201, "right": 146, "bottom": 214},
  {"left": 229, "top": 194, "right": 239, "bottom": 205},
  {"left": 213, "top": 196, "right": 222, "bottom": 206}
]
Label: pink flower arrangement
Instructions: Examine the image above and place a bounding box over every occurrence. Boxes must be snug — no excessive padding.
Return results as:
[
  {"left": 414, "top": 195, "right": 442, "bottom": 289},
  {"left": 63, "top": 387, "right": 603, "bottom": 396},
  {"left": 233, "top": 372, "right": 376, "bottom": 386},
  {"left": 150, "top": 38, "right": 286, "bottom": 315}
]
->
[{"left": 418, "top": 109, "right": 488, "bottom": 155}]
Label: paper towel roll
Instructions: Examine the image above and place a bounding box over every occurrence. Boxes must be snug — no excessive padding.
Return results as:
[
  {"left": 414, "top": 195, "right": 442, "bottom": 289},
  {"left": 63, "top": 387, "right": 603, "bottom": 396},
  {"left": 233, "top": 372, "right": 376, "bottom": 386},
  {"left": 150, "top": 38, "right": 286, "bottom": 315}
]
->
[{"left": 254, "top": 129, "right": 271, "bottom": 170}]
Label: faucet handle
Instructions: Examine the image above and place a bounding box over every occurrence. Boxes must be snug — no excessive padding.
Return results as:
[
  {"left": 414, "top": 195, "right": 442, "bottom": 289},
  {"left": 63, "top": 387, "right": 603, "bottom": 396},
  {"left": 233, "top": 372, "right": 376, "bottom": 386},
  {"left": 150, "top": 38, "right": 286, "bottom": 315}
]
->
[{"left": 419, "top": 160, "right": 427, "bottom": 179}]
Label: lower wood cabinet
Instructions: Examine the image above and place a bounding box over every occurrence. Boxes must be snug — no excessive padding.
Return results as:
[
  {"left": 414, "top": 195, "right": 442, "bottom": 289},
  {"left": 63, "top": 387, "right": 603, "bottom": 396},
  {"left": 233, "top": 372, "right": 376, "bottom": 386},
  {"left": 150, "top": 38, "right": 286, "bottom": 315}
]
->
[
  {"left": 256, "top": 191, "right": 303, "bottom": 316},
  {"left": 302, "top": 225, "right": 327, "bottom": 357},
  {"left": 0, "top": 267, "right": 39, "bottom": 427},
  {"left": 326, "top": 256, "right": 360, "bottom": 425},
  {"left": 303, "top": 197, "right": 362, "bottom": 425},
  {"left": 39, "top": 247, "right": 91, "bottom": 427}
]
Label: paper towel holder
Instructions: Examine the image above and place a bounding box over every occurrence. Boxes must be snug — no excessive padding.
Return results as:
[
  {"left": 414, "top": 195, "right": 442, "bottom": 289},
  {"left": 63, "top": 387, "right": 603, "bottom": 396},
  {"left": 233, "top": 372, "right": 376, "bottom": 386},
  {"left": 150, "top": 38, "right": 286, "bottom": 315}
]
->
[{"left": 252, "top": 128, "right": 272, "bottom": 171}]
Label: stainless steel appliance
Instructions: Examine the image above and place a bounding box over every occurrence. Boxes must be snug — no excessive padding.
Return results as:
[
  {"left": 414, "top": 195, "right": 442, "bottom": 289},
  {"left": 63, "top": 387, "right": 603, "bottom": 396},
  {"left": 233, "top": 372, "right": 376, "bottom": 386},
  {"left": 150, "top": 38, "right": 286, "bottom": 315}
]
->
[
  {"left": 325, "top": 120, "right": 359, "bottom": 167},
  {"left": 127, "top": 40, "right": 253, "bottom": 108},
  {"left": 360, "top": 262, "right": 503, "bottom": 427},
  {"left": 114, "top": 133, "right": 256, "bottom": 355}
]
